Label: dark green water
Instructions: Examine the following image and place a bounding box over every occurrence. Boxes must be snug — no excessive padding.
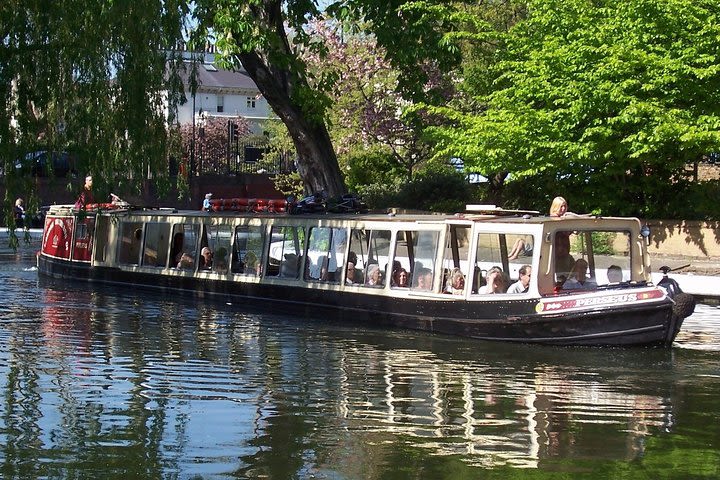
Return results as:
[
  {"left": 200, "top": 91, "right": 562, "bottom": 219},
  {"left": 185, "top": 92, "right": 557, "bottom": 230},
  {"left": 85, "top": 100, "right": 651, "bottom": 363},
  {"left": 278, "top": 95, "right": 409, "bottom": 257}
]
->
[{"left": 1, "top": 240, "right": 719, "bottom": 479}]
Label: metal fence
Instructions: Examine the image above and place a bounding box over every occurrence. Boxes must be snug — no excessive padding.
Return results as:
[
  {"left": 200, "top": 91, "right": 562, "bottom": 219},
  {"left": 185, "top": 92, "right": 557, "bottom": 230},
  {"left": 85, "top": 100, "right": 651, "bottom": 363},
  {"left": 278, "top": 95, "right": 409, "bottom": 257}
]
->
[{"left": 191, "top": 141, "right": 295, "bottom": 176}]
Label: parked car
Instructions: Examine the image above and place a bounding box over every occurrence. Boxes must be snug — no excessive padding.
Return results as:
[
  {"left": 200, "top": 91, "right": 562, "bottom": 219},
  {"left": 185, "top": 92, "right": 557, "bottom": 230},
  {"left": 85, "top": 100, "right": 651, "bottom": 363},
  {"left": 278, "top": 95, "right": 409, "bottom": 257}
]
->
[{"left": 14, "top": 150, "right": 76, "bottom": 177}]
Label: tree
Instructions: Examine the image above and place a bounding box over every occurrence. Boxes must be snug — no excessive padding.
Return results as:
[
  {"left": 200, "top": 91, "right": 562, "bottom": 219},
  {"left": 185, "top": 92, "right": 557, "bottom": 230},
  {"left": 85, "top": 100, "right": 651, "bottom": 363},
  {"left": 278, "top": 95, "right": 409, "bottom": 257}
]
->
[
  {"left": 192, "top": 1, "right": 482, "bottom": 197},
  {"left": 303, "top": 21, "right": 438, "bottom": 187},
  {"left": 1, "top": 0, "right": 190, "bottom": 217},
  {"left": 193, "top": 0, "right": 346, "bottom": 197},
  {"left": 420, "top": 0, "right": 720, "bottom": 216}
]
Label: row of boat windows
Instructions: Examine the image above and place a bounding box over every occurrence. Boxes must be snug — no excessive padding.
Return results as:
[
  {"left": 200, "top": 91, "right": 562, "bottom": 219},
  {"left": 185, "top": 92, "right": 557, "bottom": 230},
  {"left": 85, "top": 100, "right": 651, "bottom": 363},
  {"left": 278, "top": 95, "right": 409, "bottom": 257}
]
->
[
  {"left": 102, "top": 221, "right": 633, "bottom": 294},
  {"left": 106, "top": 221, "right": 539, "bottom": 294}
]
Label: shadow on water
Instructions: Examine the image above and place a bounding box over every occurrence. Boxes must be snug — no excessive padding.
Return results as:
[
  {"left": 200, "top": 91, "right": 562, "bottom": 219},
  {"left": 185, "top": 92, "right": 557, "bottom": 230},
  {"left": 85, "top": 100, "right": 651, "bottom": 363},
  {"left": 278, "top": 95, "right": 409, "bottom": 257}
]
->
[{"left": 1, "top": 243, "right": 719, "bottom": 479}]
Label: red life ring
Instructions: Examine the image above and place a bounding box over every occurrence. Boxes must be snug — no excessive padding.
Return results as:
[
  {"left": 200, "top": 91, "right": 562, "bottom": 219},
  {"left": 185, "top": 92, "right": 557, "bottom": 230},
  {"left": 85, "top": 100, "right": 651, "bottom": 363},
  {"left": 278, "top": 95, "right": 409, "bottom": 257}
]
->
[
  {"left": 81, "top": 202, "right": 121, "bottom": 211},
  {"left": 209, "top": 198, "right": 288, "bottom": 213}
]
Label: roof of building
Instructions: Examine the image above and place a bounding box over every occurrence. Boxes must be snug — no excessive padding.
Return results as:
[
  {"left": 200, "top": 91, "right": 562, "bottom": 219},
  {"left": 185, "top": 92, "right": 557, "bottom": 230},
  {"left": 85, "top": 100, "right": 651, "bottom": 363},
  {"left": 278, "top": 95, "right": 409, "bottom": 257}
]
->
[{"left": 178, "top": 60, "right": 259, "bottom": 92}]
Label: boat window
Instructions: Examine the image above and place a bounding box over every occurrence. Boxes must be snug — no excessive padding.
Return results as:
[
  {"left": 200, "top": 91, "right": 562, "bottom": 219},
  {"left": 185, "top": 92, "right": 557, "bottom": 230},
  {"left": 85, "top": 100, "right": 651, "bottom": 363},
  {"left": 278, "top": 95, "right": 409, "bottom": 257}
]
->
[
  {"left": 170, "top": 223, "right": 199, "bottom": 270},
  {"left": 346, "top": 229, "right": 367, "bottom": 285},
  {"left": 391, "top": 231, "right": 412, "bottom": 289},
  {"left": 142, "top": 222, "right": 171, "bottom": 267},
  {"left": 347, "top": 229, "right": 392, "bottom": 286},
  {"left": 391, "top": 230, "right": 440, "bottom": 292},
  {"left": 205, "top": 224, "right": 232, "bottom": 274},
  {"left": 232, "top": 225, "right": 265, "bottom": 276},
  {"left": 266, "top": 226, "right": 305, "bottom": 278},
  {"left": 440, "top": 225, "right": 471, "bottom": 295},
  {"left": 506, "top": 233, "right": 535, "bottom": 294},
  {"left": 304, "top": 227, "right": 347, "bottom": 283},
  {"left": 118, "top": 221, "right": 144, "bottom": 266},
  {"left": 553, "top": 229, "right": 632, "bottom": 291},
  {"left": 472, "top": 233, "right": 509, "bottom": 294},
  {"left": 93, "top": 215, "right": 110, "bottom": 263}
]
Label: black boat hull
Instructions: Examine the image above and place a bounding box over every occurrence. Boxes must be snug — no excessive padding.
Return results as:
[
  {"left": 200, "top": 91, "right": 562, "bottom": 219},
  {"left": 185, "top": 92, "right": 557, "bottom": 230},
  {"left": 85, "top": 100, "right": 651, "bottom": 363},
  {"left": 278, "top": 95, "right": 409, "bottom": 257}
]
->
[{"left": 38, "top": 255, "right": 681, "bottom": 347}]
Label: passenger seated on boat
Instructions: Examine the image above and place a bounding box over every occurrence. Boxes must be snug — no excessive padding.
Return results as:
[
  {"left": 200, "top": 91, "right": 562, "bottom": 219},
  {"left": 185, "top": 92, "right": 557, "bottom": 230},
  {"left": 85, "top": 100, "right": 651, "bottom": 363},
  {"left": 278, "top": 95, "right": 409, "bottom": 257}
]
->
[
  {"left": 280, "top": 253, "right": 300, "bottom": 277},
  {"left": 563, "top": 258, "right": 597, "bottom": 290},
  {"left": 507, "top": 265, "right": 532, "bottom": 294},
  {"left": 607, "top": 264, "right": 623, "bottom": 283},
  {"left": 392, "top": 267, "right": 409, "bottom": 288},
  {"left": 414, "top": 267, "right": 433, "bottom": 291},
  {"left": 445, "top": 268, "right": 465, "bottom": 295},
  {"left": 177, "top": 253, "right": 194, "bottom": 270},
  {"left": 345, "top": 261, "right": 363, "bottom": 284},
  {"left": 306, "top": 255, "right": 329, "bottom": 281},
  {"left": 365, "top": 264, "right": 382, "bottom": 286},
  {"left": 478, "top": 266, "right": 507, "bottom": 294},
  {"left": 199, "top": 247, "right": 213, "bottom": 270},
  {"left": 243, "top": 251, "right": 260, "bottom": 275}
]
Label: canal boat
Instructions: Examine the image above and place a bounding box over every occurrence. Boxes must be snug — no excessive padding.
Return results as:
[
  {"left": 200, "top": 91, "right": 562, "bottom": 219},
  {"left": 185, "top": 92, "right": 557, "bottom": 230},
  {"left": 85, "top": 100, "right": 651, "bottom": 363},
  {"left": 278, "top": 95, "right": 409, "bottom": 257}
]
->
[{"left": 36, "top": 200, "right": 695, "bottom": 347}]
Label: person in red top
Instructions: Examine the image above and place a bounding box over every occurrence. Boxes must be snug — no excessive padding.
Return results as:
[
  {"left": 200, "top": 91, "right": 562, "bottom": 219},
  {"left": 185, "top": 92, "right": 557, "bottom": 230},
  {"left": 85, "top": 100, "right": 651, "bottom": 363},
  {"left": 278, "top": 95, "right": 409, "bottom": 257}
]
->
[{"left": 74, "top": 175, "right": 94, "bottom": 209}]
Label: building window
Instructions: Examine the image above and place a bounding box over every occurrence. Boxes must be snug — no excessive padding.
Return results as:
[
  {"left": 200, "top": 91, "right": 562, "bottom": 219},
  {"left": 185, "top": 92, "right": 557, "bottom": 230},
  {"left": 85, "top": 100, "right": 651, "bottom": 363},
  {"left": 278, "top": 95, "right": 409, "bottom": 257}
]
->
[
  {"left": 246, "top": 96, "right": 256, "bottom": 109},
  {"left": 216, "top": 95, "right": 224, "bottom": 113}
]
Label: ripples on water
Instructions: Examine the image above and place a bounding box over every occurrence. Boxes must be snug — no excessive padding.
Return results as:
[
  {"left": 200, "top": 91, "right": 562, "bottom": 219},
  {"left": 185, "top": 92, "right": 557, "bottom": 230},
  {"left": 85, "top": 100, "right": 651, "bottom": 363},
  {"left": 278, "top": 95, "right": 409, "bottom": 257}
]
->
[{"left": 1, "top": 241, "right": 719, "bottom": 479}]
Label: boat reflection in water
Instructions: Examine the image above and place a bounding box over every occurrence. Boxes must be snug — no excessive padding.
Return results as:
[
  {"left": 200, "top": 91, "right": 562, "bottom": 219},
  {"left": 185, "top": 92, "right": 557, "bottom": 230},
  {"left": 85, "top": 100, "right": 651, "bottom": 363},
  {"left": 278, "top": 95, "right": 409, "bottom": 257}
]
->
[
  {"left": 331, "top": 346, "right": 672, "bottom": 469},
  {"left": 3, "top": 279, "right": 681, "bottom": 476}
]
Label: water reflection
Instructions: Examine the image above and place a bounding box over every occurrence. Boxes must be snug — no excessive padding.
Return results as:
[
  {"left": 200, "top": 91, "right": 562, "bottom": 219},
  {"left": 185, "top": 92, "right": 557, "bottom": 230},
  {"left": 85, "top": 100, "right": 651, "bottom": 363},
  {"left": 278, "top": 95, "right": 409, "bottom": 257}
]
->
[
  {"left": 675, "top": 303, "right": 720, "bottom": 351},
  {"left": 1, "top": 245, "right": 719, "bottom": 478}
]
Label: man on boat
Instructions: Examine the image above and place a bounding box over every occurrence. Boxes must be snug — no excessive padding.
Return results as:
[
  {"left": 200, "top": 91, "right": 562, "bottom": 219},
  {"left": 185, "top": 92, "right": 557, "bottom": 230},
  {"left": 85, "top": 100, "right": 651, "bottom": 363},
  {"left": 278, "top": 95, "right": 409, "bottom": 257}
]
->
[
  {"left": 507, "top": 265, "right": 532, "bottom": 294},
  {"left": 563, "top": 259, "right": 597, "bottom": 290},
  {"left": 200, "top": 247, "right": 213, "bottom": 269}
]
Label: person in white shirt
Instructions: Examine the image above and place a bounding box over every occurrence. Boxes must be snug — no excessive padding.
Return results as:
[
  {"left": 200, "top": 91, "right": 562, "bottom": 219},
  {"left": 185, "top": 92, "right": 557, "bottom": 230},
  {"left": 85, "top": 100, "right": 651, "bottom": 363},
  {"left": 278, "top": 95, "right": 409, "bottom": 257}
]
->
[
  {"left": 563, "top": 258, "right": 597, "bottom": 290},
  {"left": 507, "top": 265, "right": 532, "bottom": 294}
]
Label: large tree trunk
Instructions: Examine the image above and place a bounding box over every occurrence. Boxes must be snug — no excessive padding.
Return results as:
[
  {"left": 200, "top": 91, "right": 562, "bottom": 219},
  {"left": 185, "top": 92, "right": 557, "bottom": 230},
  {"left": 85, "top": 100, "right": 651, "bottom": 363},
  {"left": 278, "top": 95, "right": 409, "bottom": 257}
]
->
[{"left": 238, "top": 51, "right": 346, "bottom": 198}]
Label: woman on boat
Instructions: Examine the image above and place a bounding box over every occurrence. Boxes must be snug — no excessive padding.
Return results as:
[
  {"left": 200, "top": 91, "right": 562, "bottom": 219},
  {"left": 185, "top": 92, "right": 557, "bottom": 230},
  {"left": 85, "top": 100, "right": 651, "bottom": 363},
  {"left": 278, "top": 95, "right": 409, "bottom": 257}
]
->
[
  {"left": 74, "top": 175, "right": 94, "bottom": 209},
  {"left": 478, "top": 267, "right": 507, "bottom": 294},
  {"left": 392, "top": 268, "right": 409, "bottom": 288},
  {"left": 445, "top": 268, "right": 465, "bottom": 295},
  {"left": 346, "top": 261, "right": 363, "bottom": 285},
  {"left": 365, "top": 264, "right": 382, "bottom": 286},
  {"left": 549, "top": 196, "right": 568, "bottom": 217}
]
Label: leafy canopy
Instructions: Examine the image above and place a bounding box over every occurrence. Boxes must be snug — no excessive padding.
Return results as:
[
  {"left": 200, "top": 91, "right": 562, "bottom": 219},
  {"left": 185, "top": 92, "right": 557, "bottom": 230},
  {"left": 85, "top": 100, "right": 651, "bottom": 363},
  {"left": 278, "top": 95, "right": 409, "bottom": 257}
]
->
[{"left": 421, "top": 0, "right": 720, "bottom": 214}]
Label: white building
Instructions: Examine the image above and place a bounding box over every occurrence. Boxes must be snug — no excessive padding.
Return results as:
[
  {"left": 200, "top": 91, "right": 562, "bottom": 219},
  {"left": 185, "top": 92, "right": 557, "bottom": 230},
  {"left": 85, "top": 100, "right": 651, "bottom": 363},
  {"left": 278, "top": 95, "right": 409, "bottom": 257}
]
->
[{"left": 175, "top": 47, "right": 272, "bottom": 135}]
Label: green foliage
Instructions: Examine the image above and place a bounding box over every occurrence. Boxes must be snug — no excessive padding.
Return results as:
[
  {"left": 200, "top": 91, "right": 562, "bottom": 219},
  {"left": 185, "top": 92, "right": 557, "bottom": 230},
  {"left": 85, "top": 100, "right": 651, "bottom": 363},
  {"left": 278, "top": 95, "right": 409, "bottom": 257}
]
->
[
  {"left": 271, "top": 171, "right": 304, "bottom": 198},
  {"left": 572, "top": 232, "right": 616, "bottom": 256},
  {"left": 419, "top": 0, "right": 720, "bottom": 219},
  {"left": 499, "top": 168, "right": 720, "bottom": 220},
  {"left": 359, "top": 168, "right": 476, "bottom": 212},
  {"left": 1, "top": 0, "right": 188, "bottom": 218},
  {"left": 335, "top": 1, "right": 466, "bottom": 102},
  {"left": 343, "top": 146, "right": 402, "bottom": 192}
]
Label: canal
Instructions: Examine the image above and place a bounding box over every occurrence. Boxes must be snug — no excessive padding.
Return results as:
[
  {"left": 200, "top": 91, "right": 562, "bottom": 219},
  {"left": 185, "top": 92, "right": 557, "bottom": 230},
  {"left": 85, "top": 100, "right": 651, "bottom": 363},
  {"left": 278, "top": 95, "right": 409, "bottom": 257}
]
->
[{"left": 1, "top": 239, "right": 718, "bottom": 479}]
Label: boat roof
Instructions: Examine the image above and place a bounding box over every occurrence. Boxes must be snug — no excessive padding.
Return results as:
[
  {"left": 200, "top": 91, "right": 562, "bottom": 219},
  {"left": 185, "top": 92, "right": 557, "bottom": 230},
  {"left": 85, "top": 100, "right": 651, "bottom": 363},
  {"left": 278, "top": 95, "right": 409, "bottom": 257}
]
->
[{"left": 47, "top": 203, "right": 640, "bottom": 226}]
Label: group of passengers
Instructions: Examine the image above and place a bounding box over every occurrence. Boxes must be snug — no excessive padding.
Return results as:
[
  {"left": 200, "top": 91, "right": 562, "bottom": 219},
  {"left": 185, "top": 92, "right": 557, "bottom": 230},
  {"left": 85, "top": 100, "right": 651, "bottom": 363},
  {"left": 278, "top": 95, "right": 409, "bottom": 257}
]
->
[
  {"left": 170, "top": 232, "right": 229, "bottom": 273},
  {"left": 345, "top": 258, "right": 430, "bottom": 290},
  {"left": 167, "top": 195, "right": 623, "bottom": 292}
]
